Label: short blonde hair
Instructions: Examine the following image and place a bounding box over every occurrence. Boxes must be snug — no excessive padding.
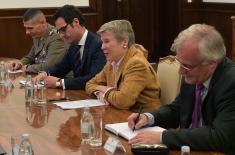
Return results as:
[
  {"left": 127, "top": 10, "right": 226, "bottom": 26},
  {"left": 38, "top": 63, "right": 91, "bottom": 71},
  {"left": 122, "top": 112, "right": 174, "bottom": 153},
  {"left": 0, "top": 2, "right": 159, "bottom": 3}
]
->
[
  {"left": 171, "top": 24, "right": 226, "bottom": 62},
  {"left": 97, "top": 20, "right": 135, "bottom": 47}
]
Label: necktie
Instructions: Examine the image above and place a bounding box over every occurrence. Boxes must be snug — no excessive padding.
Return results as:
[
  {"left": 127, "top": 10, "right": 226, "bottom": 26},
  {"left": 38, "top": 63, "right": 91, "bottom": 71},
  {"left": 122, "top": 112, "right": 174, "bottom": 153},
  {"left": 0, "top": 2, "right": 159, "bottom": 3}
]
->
[
  {"left": 75, "top": 45, "right": 81, "bottom": 69},
  {"left": 191, "top": 84, "right": 204, "bottom": 128}
]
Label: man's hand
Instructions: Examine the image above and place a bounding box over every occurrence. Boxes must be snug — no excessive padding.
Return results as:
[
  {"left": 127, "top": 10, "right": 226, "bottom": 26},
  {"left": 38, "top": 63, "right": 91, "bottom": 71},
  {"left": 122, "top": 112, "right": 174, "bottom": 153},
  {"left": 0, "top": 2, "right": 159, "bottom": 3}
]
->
[
  {"left": 32, "top": 72, "right": 47, "bottom": 84},
  {"left": 8, "top": 61, "right": 22, "bottom": 71},
  {"left": 128, "top": 131, "right": 162, "bottom": 144},
  {"left": 127, "top": 113, "right": 149, "bottom": 130},
  {"left": 44, "top": 76, "right": 60, "bottom": 88}
]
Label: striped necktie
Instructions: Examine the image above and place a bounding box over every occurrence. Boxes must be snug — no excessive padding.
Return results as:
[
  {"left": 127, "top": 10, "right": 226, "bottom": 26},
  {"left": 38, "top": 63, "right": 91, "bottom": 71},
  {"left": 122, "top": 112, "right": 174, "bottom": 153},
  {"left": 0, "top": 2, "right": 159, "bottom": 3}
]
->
[
  {"left": 75, "top": 45, "right": 81, "bottom": 68},
  {"left": 191, "top": 84, "right": 204, "bottom": 128}
]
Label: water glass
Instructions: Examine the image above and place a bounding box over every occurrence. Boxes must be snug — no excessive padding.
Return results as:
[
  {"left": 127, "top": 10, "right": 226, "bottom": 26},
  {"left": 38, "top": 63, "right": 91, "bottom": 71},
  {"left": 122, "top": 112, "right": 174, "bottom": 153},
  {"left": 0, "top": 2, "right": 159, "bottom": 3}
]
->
[
  {"left": 34, "top": 86, "right": 47, "bottom": 104},
  {"left": 11, "top": 135, "right": 20, "bottom": 155},
  {"left": 89, "top": 113, "right": 102, "bottom": 147}
]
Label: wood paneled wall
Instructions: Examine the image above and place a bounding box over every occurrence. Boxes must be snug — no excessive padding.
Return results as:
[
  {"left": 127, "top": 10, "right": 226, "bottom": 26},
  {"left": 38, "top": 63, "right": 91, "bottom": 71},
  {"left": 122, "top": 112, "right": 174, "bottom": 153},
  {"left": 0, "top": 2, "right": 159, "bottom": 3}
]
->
[
  {"left": 1, "top": 0, "right": 235, "bottom": 61},
  {"left": 181, "top": 0, "right": 235, "bottom": 58},
  {"left": 102, "top": 0, "right": 160, "bottom": 62},
  {"left": 0, "top": 0, "right": 102, "bottom": 59}
]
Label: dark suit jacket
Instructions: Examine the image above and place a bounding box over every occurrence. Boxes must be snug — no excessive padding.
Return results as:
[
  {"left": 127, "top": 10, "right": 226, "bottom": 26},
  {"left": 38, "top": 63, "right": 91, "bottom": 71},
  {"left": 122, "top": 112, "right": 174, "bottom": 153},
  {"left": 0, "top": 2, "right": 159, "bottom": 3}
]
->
[
  {"left": 150, "top": 57, "right": 235, "bottom": 154},
  {"left": 48, "top": 31, "right": 106, "bottom": 90}
]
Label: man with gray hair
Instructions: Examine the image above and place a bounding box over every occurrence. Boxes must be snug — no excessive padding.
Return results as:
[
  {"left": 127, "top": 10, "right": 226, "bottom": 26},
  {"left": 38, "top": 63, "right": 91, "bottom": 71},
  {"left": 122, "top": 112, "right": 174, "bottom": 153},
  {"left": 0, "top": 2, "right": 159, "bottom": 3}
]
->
[
  {"left": 8, "top": 8, "right": 68, "bottom": 73},
  {"left": 128, "top": 24, "right": 235, "bottom": 154}
]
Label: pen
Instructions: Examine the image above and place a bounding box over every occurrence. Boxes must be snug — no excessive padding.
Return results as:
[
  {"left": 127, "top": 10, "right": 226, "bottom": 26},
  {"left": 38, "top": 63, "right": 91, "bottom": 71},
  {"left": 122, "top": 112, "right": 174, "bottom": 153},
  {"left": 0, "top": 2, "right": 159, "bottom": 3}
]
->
[
  {"left": 133, "top": 105, "right": 143, "bottom": 132},
  {"left": 47, "top": 97, "right": 69, "bottom": 102}
]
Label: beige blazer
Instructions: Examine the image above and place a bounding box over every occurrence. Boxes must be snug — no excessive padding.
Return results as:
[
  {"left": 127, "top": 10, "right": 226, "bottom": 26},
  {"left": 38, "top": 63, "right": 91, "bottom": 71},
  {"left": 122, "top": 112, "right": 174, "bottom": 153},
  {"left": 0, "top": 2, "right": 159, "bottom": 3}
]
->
[{"left": 86, "top": 44, "right": 160, "bottom": 111}]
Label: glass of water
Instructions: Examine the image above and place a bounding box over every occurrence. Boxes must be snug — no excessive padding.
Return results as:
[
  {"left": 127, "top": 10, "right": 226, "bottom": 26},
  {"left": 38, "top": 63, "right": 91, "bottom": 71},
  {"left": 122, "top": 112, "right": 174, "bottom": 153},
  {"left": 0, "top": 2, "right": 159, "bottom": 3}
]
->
[{"left": 89, "top": 113, "right": 102, "bottom": 147}]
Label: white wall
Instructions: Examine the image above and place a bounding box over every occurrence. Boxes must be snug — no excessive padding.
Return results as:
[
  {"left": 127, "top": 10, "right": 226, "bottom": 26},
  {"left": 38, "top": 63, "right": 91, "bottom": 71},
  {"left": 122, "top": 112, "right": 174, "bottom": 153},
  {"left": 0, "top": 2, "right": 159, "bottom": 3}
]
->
[
  {"left": 203, "top": 0, "right": 235, "bottom": 3},
  {"left": 0, "top": 0, "right": 89, "bottom": 9}
]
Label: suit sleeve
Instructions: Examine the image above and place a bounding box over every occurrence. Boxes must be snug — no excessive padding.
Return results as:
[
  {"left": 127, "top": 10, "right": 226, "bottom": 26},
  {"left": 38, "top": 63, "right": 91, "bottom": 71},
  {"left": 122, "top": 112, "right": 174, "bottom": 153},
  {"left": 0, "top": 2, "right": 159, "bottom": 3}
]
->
[
  {"left": 47, "top": 49, "right": 73, "bottom": 78},
  {"left": 150, "top": 95, "right": 181, "bottom": 129},
  {"left": 158, "top": 80, "right": 235, "bottom": 152},
  {"left": 85, "top": 64, "right": 108, "bottom": 95}
]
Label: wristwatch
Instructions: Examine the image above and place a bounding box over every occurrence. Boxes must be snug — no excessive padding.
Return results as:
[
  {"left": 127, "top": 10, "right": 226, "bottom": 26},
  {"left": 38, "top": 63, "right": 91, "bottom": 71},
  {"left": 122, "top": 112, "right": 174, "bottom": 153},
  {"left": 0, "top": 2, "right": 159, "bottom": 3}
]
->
[{"left": 56, "top": 78, "right": 62, "bottom": 87}]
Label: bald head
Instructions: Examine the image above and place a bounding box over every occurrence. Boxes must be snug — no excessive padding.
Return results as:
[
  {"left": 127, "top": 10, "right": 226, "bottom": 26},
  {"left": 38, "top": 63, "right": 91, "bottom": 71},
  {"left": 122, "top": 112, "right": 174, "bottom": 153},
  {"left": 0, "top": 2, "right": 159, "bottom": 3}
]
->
[{"left": 23, "top": 8, "right": 46, "bottom": 24}]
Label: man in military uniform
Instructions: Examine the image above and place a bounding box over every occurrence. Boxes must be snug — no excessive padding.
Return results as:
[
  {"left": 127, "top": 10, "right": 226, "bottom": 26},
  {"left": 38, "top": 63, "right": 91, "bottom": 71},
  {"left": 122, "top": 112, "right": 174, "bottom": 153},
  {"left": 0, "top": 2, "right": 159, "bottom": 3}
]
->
[{"left": 8, "top": 8, "right": 68, "bottom": 73}]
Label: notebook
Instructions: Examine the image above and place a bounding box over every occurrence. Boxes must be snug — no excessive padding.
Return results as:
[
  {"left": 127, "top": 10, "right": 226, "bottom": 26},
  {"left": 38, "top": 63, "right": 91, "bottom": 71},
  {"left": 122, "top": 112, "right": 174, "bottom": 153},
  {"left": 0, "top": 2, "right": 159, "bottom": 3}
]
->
[{"left": 104, "top": 122, "right": 165, "bottom": 140}]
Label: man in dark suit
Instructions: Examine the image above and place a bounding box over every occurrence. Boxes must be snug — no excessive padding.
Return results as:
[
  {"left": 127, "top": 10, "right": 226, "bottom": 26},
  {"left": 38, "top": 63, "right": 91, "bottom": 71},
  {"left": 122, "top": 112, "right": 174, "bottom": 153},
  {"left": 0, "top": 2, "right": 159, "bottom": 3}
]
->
[
  {"left": 33, "top": 5, "right": 106, "bottom": 90},
  {"left": 128, "top": 24, "right": 235, "bottom": 154}
]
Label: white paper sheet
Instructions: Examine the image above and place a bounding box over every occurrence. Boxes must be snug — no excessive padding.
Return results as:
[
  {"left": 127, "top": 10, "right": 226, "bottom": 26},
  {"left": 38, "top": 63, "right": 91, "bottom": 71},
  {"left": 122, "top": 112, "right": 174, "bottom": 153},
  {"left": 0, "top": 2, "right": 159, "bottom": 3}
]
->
[
  {"left": 19, "top": 80, "right": 44, "bottom": 88},
  {"left": 53, "top": 99, "right": 104, "bottom": 109},
  {"left": 8, "top": 69, "right": 23, "bottom": 74}
]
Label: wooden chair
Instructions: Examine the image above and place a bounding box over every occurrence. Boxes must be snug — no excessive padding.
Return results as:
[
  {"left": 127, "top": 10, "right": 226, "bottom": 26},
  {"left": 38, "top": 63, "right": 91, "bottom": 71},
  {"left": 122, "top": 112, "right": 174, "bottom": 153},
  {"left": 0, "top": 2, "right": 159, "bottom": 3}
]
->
[
  {"left": 156, "top": 55, "right": 182, "bottom": 105},
  {"left": 231, "top": 16, "right": 235, "bottom": 60}
]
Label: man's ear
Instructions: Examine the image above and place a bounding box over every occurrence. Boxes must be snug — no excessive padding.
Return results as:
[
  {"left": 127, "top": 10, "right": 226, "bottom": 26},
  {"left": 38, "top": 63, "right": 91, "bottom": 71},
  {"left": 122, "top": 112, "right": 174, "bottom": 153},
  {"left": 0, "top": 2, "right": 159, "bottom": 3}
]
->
[{"left": 72, "top": 18, "right": 80, "bottom": 26}]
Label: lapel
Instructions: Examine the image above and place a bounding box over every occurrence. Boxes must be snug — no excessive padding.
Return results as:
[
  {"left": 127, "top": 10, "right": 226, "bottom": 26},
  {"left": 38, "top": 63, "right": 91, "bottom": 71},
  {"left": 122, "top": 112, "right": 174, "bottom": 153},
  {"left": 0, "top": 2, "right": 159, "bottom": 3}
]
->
[
  {"left": 113, "top": 46, "right": 138, "bottom": 87},
  {"left": 34, "top": 38, "right": 44, "bottom": 56},
  {"left": 200, "top": 58, "right": 227, "bottom": 124},
  {"left": 180, "top": 83, "right": 196, "bottom": 128}
]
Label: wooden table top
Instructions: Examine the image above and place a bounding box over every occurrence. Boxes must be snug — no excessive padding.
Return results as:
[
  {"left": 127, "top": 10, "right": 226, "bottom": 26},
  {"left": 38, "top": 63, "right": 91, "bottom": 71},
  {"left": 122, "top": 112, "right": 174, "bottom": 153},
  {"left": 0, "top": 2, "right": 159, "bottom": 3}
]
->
[{"left": 0, "top": 72, "right": 224, "bottom": 155}]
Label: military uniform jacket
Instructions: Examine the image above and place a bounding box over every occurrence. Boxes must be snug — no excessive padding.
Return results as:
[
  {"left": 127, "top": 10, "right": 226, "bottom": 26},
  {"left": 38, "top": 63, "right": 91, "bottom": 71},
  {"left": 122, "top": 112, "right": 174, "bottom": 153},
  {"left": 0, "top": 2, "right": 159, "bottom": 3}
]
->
[{"left": 21, "top": 24, "right": 68, "bottom": 73}]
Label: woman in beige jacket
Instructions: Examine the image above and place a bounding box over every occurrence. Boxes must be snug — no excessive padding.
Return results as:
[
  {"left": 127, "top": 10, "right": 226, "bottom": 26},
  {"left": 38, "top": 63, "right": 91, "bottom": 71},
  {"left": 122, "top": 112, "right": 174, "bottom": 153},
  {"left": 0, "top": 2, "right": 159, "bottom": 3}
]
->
[{"left": 86, "top": 20, "right": 160, "bottom": 111}]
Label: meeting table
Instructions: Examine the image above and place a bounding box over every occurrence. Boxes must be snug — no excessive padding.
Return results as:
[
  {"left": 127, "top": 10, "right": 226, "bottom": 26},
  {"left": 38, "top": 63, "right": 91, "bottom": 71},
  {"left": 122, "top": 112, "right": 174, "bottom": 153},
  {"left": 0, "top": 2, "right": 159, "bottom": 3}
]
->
[{"left": 0, "top": 61, "right": 224, "bottom": 155}]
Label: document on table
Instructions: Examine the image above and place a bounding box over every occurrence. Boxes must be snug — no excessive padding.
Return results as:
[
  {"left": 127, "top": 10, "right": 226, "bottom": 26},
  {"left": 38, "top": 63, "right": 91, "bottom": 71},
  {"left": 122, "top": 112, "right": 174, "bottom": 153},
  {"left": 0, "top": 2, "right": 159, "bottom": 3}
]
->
[
  {"left": 53, "top": 99, "right": 104, "bottom": 109},
  {"left": 8, "top": 69, "right": 23, "bottom": 74}
]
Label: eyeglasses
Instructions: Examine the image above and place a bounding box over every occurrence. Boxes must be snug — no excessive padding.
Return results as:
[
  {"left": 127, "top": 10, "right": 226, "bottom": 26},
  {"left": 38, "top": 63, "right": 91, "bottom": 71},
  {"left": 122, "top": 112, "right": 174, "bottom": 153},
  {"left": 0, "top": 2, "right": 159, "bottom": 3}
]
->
[
  {"left": 175, "top": 56, "right": 206, "bottom": 72},
  {"left": 57, "top": 24, "right": 69, "bottom": 34}
]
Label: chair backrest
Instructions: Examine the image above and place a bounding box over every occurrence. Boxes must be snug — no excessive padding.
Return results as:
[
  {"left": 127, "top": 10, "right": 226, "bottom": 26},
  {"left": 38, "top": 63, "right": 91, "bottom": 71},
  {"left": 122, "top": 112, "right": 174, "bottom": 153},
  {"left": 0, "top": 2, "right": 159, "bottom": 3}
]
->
[
  {"left": 231, "top": 16, "right": 235, "bottom": 60},
  {"left": 157, "top": 55, "right": 182, "bottom": 105}
]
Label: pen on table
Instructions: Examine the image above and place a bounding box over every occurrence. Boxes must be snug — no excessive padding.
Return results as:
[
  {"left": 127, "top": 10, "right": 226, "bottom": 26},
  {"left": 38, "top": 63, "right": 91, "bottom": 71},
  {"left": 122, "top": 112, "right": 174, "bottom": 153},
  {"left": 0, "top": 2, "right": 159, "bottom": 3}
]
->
[
  {"left": 47, "top": 97, "right": 69, "bottom": 102},
  {"left": 132, "top": 105, "right": 143, "bottom": 132}
]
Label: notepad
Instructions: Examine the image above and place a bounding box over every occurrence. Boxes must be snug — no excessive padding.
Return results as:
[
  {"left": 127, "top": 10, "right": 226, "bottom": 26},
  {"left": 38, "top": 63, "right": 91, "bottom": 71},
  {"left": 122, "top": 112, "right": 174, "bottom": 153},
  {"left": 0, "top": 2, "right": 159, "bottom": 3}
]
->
[{"left": 105, "top": 122, "right": 165, "bottom": 141}]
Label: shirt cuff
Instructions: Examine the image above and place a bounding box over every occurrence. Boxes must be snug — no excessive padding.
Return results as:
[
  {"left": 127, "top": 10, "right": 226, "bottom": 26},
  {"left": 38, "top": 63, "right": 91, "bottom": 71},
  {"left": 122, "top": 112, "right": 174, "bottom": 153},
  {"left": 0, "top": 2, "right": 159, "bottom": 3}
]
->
[
  {"left": 143, "top": 113, "right": 155, "bottom": 126},
  {"left": 61, "top": 79, "right": 65, "bottom": 90},
  {"left": 159, "top": 131, "right": 163, "bottom": 143}
]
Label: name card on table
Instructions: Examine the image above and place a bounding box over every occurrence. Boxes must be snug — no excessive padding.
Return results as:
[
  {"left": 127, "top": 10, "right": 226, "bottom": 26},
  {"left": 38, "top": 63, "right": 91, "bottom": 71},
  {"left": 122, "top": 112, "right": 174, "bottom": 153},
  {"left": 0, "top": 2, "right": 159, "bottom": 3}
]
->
[{"left": 104, "top": 136, "right": 126, "bottom": 154}]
